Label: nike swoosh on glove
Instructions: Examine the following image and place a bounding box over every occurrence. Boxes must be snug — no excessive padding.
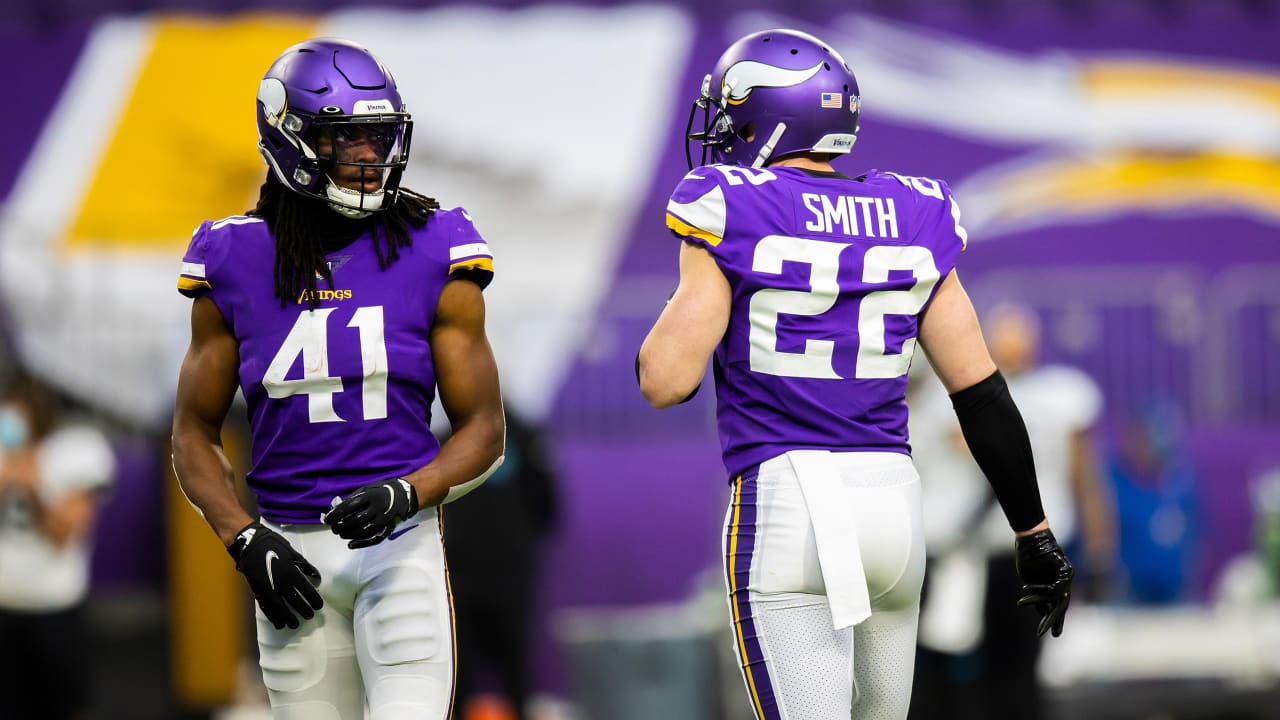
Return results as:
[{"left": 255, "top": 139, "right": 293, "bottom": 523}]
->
[
  {"left": 1014, "top": 528, "right": 1075, "bottom": 638},
  {"left": 227, "top": 521, "right": 323, "bottom": 630},
  {"left": 321, "top": 477, "right": 419, "bottom": 549}
]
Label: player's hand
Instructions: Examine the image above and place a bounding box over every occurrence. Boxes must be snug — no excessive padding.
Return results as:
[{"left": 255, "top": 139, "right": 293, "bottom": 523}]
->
[
  {"left": 227, "top": 521, "right": 323, "bottom": 630},
  {"left": 321, "top": 478, "right": 419, "bottom": 549},
  {"left": 1014, "top": 528, "right": 1074, "bottom": 637}
]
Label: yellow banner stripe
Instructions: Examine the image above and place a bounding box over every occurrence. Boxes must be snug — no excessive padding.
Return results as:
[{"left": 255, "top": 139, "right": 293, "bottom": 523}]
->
[
  {"left": 1083, "top": 60, "right": 1280, "bottom": 113},
  {"left": 67, "top": 14, "right": 319, "bottom": 250},
  {"left": 991, "top": 151, "right": 1280, "bottom": 227},
  {"left": 667, "top": 212, "right": 723, "bottom": 246}
]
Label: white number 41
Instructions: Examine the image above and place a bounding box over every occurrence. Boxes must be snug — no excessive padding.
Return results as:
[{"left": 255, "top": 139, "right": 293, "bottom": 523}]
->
[{"left": 262, "top": 305, "right": 389, "bottom": 423}]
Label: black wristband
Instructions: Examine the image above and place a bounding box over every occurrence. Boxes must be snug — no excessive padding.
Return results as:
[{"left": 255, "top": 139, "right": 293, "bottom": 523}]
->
[
  {"left": 226, "top": 520, "right": 262, "bottom": 564},
  {"left": 950, "top": 370, "right": 1045, "bottom": 532}
]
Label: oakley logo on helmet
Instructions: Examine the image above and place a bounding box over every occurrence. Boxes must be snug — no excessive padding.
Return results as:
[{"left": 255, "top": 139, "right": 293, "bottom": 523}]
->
[{"left": 722, "top": 60, "right": 824, "bottom": 105}]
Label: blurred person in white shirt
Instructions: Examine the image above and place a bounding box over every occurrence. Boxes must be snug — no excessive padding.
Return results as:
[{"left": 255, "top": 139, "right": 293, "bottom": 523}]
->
[
  {"left": 909, "top": 303, "right": 1115, "bottom": 720},
  {"left": 0, "top": 368, "right": 115, "bottom": 720}
]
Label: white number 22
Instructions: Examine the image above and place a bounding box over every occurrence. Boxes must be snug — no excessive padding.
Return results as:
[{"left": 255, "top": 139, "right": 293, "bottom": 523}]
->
[
  {"left": 263, "top": 305, "right": 389, "bottom": 423},
  {"left": 749, "top": 236, "right": 940, "bottom": 379}
]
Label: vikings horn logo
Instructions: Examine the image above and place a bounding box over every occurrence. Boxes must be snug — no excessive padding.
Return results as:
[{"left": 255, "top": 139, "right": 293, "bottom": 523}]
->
[{"left": 722, "top": 61, "right": 824, "bottom": 105}]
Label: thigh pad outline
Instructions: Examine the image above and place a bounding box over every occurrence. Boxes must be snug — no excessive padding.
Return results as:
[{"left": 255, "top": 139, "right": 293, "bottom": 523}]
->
[{"left": 358, "top": 565, "right": 448, "bottom": 666}]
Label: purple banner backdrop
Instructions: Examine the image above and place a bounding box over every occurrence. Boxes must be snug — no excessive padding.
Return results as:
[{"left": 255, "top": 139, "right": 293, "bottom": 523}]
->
[
  {"left": 0, "top": 25, "right": 87, "bottom": 199},
  {"left": 1, "top": 0, "right": 1278, "bottom": 698}
]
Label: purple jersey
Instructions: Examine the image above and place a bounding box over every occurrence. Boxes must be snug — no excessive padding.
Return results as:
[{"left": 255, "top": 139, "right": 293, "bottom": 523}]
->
[
  {"left": 665, "top": 165, "right": 967, "bottom": 476},
  {"left": 177, "top": 209, "right": 494, "bottom": 523}
]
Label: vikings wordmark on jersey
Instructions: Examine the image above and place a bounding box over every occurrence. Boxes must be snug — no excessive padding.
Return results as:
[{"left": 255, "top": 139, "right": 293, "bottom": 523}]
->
[
  {"left": 177, "top": 209, "right": 493, "bottom": 523},
  {"left": 666, "top": 164, "right": 967, "bottom": 476}
]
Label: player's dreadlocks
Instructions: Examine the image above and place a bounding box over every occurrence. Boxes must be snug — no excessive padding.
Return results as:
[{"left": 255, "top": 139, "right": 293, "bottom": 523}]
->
[{"left": 249, "top": 173, "right": 441, "bottom": 308}]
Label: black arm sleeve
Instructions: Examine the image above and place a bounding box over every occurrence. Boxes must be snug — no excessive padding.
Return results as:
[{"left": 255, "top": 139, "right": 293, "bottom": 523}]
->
[{"left": 950, "top": 370, "right": 1045, "bottom": 533}]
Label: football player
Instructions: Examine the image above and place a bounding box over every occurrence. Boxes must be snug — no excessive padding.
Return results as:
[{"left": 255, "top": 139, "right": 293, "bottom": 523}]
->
[
  {"left": 171, "top": 38, "right": 505, "bottom": 720},
  {"left": 638, "top": 29, "right": 1073, "bottom": 719}
]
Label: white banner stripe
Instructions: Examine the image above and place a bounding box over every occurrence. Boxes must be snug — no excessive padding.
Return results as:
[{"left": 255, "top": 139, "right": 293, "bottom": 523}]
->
[
  {"left": 449, "top": 243, "right": 492, "bottom": 261},
  {"left": 179, "top": 262, "right": 206, "bottom": 277}
]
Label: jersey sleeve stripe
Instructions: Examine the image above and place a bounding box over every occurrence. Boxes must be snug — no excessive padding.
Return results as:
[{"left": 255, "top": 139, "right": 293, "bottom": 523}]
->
[
  {"left": 448, "top": 257, "right": 494, "bottom": 275},
  {"left": 666, "top": 184, "right": 727, "bottom": 244},
  {"left": 949, "top": 196, "right": 969, "bottom": 251},
  {"left": 209, "top": 215, "right": 263, "bottom": 231},
  {"left": 180, "top": 261, "right": 206, "bottom": 278},
  {"left": 448, "top": 242, "right": 492, "bottom": 261},
  {"left": 177, "top": 277, "right": 212, "bottom": 295},
  {"left": 666, "top": 213, "right": 724, "bottom": 246}
]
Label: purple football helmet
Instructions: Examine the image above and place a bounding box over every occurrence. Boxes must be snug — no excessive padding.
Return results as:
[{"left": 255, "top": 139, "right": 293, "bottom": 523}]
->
[
  {"left": 687, "top": 29, "right": 860, "bottom": 169},
  {"left": 256, "top": 38, "right": 412, "bottom": 217}
]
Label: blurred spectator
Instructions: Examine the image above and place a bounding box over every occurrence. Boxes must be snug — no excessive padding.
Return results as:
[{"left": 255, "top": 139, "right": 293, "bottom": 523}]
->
[
  {"left": 1218, "top": 467, "right": 1280, "bottom": 607},
  {"left": 444, "top": 406, "right": 558, "bottom": 720},
  {"left": 910, "top": 303, "right": 1116, "bottom": 720},
  {"left": 1255, "top": 469, "right": 1280, "bottom": 598},
  {"left": 0, "top": 368, "right": 115, "bottom": 720},
  {"left": 1108, "top": 402, "right": 1197, "bottom": 604}
]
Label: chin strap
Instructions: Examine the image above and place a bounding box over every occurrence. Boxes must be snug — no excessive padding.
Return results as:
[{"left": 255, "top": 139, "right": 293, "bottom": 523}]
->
[
  {"left": 325, "top": 181, "right": 383, "bottom": 219},
  {"left": 752, "top": 122, "right": 788, "bottom": 168},
  {"left": 327, "top": 203, "right": 373, "bottom": 219}
]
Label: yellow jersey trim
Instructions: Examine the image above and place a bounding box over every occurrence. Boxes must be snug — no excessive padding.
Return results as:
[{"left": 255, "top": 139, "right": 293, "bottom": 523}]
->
[
  {"left": 177, "top": 277, "right": 212, "bottom": 292},
  {"left": 666, "top": 212, "right": 723, "bottom": 247},
  {"left": 448, "top": 257, "right": 494, "bottom": 275}
]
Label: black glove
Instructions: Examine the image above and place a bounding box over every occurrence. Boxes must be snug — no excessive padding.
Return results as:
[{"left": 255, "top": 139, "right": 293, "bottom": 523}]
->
[
  {"left": 321, "top": 477, "right": 419, "bottom": 549},
  {"left": 1014, "top": 528, "right": 1075, "bottom": 638},
  {"left": 227, "top": 521, "right": 323, "bottom": 630}
]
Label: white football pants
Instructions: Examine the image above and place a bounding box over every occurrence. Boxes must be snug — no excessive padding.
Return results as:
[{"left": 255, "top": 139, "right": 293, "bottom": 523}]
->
[
  {"left": 722, "top": 451, "right": 926, "bottom": 719},
  {"left": 256, "top": 507, "right": 454, "bottom": 720}
]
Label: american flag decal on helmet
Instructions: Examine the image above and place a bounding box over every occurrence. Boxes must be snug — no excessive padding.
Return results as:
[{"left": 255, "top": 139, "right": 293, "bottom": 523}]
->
[{"left": 820, "top": 92, "right": 842, "bottom": 108}]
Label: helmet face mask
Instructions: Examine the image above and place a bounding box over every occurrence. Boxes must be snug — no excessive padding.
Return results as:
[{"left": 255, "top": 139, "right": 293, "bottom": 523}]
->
[
  {"left": 256, "top": 39, "right": 413, "bottom": 217},
  {"left": 686, "top": 29, "right": 861, "bottom": 170},
  {"left": 305, "top": 115, "right": 412, "bottom": 216}
]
